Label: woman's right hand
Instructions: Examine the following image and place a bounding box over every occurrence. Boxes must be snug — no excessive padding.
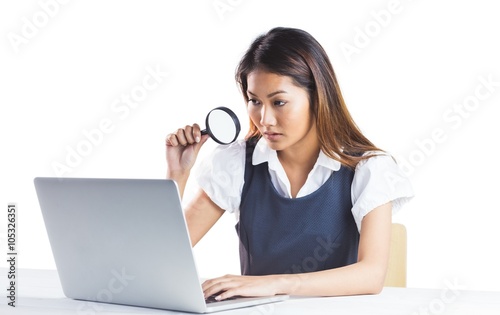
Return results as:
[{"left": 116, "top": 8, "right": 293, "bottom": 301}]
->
[{"left": 165, "top": 123, "right": 209, "bottom": 188}]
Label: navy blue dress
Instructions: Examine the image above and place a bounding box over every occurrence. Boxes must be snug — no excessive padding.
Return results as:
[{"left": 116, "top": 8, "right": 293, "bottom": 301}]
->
[{"left": 236, "top": 138, "right": 360, "bottom": 275}]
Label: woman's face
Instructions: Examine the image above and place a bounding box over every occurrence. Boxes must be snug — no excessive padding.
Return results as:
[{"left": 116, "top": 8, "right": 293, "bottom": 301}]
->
[{"left": 246, "top": 69, "right": 317, "bottom": 152}]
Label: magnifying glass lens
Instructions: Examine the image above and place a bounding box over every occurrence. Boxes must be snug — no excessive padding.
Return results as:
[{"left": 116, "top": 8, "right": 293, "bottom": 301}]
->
[
  {"left": 202, "top": 107, "right": 241, "bottom": 145},
  {"left": 208, "top": 110, "right": 237, "bottom": 143}
]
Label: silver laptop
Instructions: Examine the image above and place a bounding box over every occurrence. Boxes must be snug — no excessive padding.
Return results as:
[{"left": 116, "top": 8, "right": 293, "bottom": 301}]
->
[{"left": 34, "top": 177, "right": 288, "bottom": 313}]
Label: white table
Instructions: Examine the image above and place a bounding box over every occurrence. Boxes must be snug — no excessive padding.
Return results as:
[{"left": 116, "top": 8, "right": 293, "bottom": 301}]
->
[{"left": 2, "top": 268, "right": 500, "bottom": 314}]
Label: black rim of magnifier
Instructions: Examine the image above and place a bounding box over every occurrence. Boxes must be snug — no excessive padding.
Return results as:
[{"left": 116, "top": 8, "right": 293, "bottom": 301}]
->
[{"left": 201, "top": 106, "right": 241, "bottom": 145}]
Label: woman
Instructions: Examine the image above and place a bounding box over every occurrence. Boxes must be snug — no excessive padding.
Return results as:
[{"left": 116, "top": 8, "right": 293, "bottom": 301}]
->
[{"left": 165, "top": 27, "right": 413, "bottom": 300}]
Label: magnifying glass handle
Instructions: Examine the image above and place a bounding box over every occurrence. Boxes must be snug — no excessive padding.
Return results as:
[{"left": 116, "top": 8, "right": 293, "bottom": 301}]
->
[{"left": 201, "top": 129, "right": 208, "bottom": 135}]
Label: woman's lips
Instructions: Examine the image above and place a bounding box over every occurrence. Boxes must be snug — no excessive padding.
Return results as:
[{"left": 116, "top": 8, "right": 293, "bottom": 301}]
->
[{"left": 263, "top": 131, "right": 282, "bottom": 141}]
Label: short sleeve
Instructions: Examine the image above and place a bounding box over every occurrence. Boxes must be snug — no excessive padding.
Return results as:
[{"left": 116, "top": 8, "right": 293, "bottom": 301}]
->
[
  {"left": 195, "top": 140, "right": 246, "bottom": 213},
  {"left": 351, "top": 153, "right": 414, "bottom": 231}
]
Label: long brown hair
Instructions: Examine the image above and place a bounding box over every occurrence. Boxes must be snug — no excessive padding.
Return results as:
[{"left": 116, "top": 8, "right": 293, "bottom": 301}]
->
[{"left": 235, "top": 27, "right": 381, "bottom": 169}]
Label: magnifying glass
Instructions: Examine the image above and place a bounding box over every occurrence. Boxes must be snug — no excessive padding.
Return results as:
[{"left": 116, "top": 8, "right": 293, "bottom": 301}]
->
[{"left": 201, "top": 107, "right": 241, "bottom": 145}]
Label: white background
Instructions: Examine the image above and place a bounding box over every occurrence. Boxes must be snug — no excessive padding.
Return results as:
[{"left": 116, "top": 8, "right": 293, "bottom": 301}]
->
[{"left": 1, "top": 0, "right": 499, "bottom": 292}]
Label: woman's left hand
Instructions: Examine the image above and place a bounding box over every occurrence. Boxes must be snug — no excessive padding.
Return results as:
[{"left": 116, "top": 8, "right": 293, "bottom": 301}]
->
[{"left": 202, "top": 274, "right": 295, "bottom": 301}]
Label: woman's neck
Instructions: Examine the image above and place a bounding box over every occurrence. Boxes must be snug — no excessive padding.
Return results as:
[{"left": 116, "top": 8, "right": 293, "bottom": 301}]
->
[{"left": 277, "top": 138, "right": 321, "bottom": 198}]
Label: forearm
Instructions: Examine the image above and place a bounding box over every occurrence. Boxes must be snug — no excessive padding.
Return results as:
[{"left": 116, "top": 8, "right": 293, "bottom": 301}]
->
[
  {"left": 165, "top": 126, "right": 208, "bottom": 199},
  {"left": 166, "top": 170, "right": 190, "bottom": 199},
  {"left": 202, "top": 260, "right": 387, "bottom": 301},
  {"left": 279, "top": 260, "right": 387, "bottom": 296},
  {"left": 184, "top": 189, "right": 225, "bottom": 247}
]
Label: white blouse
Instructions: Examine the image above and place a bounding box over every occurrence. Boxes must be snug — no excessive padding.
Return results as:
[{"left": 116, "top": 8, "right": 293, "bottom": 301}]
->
[{"left": 196, "top": 138, "right": 414, "bottom": 232}]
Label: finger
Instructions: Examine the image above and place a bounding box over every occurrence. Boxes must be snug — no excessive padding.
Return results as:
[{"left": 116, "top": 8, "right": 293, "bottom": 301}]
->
[
  {"left": 192, "top": 123, "right": 202, "bottom": 143},
  {"left": 202, "top": 276, "right": 236, "bottom": 298},
  {"left": 165, "top": 134, "right": 179, "bottom": 147},
  {"left": 201, "top": 279, "right": 212, "bottom": 292},
  {"left": 202, "top": 274, "right": 236, "bottom": 289},
  {"left": 204, "top": 283, "right": 237, "bottom": 301},
  {"left": 175, "top": 128, "right": 189, "bottom": 146},
  {"left": 197, "top": 134, "right": 210, "bottom": 148},
  {"left": 183, "top": 125, "right": 196, "bottom": 144},
  {"left": 215, "top": 287, "right": 244, "bottom": 301},
  {"left": 202, "top": 277, "right": 225, "bottom": 294},
  {"left": 210, "top": 281, "right": 259, "bottom": 301}
]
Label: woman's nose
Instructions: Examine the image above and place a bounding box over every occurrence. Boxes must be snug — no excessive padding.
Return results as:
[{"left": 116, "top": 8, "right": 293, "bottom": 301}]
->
[{"left": 260, "top": 105, "right": 277, "bottom": 127}]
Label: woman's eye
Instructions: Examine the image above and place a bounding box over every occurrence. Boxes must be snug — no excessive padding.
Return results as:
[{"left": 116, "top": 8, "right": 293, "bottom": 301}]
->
[
  {"left": 248, "top": 99, "right": 260, "bottom": 105},
  {"left": 274, "top": 100, "right": 286, "bottom": 106}
]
